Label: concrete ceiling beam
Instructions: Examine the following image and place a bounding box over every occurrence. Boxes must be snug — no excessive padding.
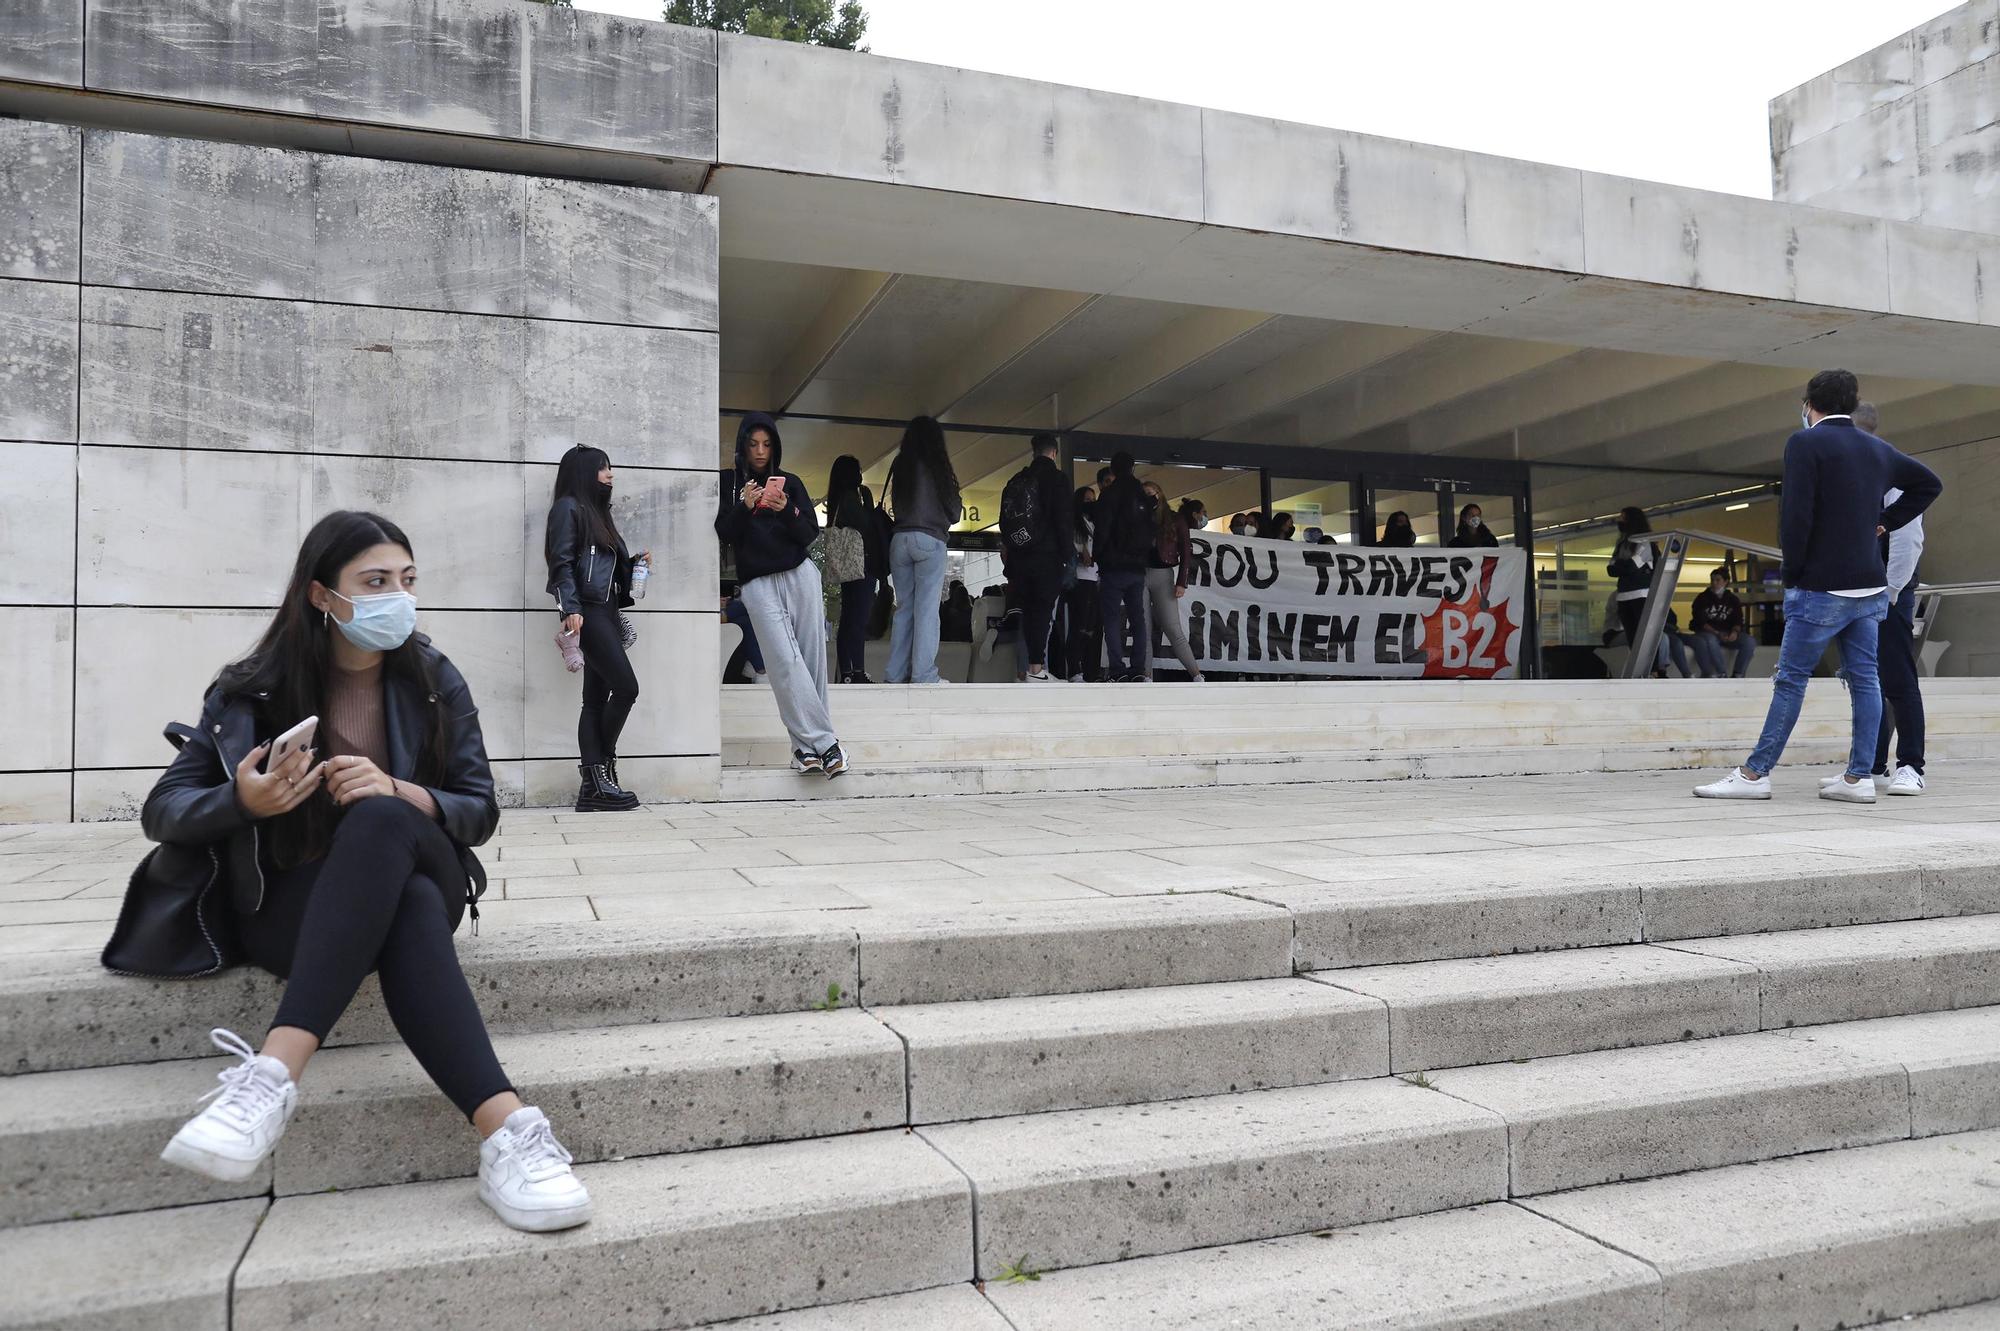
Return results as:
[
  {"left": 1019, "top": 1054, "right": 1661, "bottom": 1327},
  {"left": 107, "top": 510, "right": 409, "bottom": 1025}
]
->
[
  {"left": 1417, "top": 349, "right": 1723, "bottom": 456},
  {"left": 929, "top": 289, "right": 1101, "bottom": 421},
  {"left": 1151, "top": 323, "right": 1436, "bottom": 441},
  {"left": 766, "top": 268, "right": 899, "bottom": 413},
  {"left": 1304, "top": 335, "right": 1582, "bottom": 446}
]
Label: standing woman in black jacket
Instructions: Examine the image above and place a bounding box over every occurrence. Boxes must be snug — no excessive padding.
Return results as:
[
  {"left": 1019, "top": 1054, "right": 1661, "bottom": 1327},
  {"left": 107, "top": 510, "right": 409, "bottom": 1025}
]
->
[
  {"left": 545, "top": 446, "right": 648, "bottom": 811},
  {"left": 1607, "top": 506, "right": 1657, "bottom": 649},
  {"left": 135, "top": 510, "right": 591, "bottom": 1233},
  {"left": 716, "top": 412, "right": 848, "bottom": 777},
  {"left": 824, "top": 454, "right": 886, "bottom": 684}
]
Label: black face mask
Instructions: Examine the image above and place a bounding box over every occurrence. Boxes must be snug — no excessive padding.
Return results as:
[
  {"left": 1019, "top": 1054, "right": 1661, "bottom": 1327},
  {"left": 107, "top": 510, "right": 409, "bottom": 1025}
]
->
[{"left": 594, "top": 481, "right": 613, "bottom": 504}]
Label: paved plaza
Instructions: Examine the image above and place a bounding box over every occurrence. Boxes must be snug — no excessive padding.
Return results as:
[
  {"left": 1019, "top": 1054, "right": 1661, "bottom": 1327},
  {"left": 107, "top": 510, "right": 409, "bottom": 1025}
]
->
[{"left": 9, "top": 764, "right": 2000, "bottom": 955}]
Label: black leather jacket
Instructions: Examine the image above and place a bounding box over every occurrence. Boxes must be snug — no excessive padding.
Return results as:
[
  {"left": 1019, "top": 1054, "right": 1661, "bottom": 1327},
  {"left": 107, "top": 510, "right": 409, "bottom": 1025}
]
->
[
  {"left": 140, "top": 641, "right": 498, "bottom": 916},
  {"left": 545, "top": 495, "right": 633, "bottom": 617}
]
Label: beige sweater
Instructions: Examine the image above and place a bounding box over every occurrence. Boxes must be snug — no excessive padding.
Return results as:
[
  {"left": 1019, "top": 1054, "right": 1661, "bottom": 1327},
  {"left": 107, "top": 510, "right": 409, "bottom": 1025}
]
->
[{"left": 324, "top": 661, "right": 439, "bottom": 818}]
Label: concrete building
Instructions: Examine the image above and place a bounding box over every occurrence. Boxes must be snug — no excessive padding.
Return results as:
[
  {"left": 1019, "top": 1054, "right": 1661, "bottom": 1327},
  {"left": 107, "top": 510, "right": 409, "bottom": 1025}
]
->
[{"left": 2, "top": 0, "right": 1998, "bottom": 819}]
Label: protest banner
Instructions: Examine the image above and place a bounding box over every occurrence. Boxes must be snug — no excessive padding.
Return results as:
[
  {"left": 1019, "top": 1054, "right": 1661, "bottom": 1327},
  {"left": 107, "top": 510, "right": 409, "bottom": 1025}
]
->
[{"left": 1150, "top": 535, "right": 1528, "bottom": 679}]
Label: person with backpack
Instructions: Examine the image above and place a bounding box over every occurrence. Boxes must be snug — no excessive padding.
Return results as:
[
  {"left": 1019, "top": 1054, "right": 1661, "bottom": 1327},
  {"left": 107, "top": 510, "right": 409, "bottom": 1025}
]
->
[
  {"left": 1141, "top": 480, "right": 1204, "bottom": 682},
  {"left": 822, "top": 454, "right": 887, "bottom": 684},
  {"left": 1094, "top": 452, "right": 1156, "bottom": 682},
  {"left": 126, "top": 510, "right": 591, "bottom": 1233},
  {"left": 999, "top": 434, "right": 1075, "bottom": 683},
  {"left": 715, "top": 413, "right": 848, "bottom": 778},
  {"left": 883, "top": 416, "right": 964, "bottom": 685},
  {"left": 1066, "top": 484, "right": 1103, "bottom": 681}
]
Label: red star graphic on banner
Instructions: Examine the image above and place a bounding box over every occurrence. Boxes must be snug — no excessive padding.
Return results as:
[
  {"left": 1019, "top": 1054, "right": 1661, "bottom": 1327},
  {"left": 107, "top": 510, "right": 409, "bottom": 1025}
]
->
[{"left": 1419, "top": 557, "right": 1521, "bottom": 679}]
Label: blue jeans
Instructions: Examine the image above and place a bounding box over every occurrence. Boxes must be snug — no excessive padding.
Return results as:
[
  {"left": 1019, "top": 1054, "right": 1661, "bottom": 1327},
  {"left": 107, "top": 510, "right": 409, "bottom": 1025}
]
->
[
  {"left": 1745, "top": 589, "right": 1888, "bottom": 779},
  {"left": 1691, "top": 629, "right": 1755, "bottom": 678},
  {"left": 887, "top": 530, "right": 948, "bottom": 683},
  {"left": 1098, "top": 569, "right": 1149, "bottom": 677}
]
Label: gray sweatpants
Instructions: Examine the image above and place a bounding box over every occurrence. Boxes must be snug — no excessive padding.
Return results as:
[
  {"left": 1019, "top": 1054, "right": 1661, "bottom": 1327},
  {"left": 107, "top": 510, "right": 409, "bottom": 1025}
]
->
[
  {"left": 1144, "top": 566, "right": 1202, "bottom": 679},
  {"left": 740, "top": 560, "right": 838, "bottom": 758}
]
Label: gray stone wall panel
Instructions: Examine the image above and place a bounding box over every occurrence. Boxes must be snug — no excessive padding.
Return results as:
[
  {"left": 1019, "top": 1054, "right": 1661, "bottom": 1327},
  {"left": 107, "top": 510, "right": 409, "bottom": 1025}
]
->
[
  {"left": 0, "top": 442, "right": 77, "bottom": 605},
  {"left": 307, "top": 303, "right": 526, "bottom": 461},
  {"left": 310, "top": 453, "right": 527, "bottom": 608},
  {"left": 82, "top": 132, "right": 317, "bottom": 298},
  {"left": 315, "top": 0, "right": 524, "bottom": 138},
  {"left": 527, "top": 8, "right": 718, "bottom": 160},
  {"left": 0, "top": 0, "right": 83, "bottom": 86},
  {"left": 525, "top": 179, "right": 718, "bottom": 329},
  {"left": 0, "top": 607, "right": 75, "bottom": 771},
  {"left": 520, "top": 465, "right": 720, "bottom": 614},
  {"left": 524, "top": 321, "right": 718, "bottom": 468},
  {"left": 0, "top": 278, "right": 80, "bottom": 444},
  {"left": 1, "top": 121, "right": 82, "bottom": 282},
  {"left": 87, "top": 0, "right": 320, "bottom": 115},
  {"left": 313, "top": 152, "right": 526, "bottom": 314},
  {"left": 77, "top": 445, "right": 306, "bottom": 608},
  {"left": 80, "top": 287, "right": 310, "bottom": 451}
]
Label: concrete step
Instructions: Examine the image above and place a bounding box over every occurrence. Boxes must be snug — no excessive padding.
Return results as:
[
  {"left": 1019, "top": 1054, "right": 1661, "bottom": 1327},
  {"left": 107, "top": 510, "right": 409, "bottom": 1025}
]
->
[
  {"left": 919, "top": 1076, "right": 1510, "bottom": 1278},
  {"left": 0, "top": 1009, "right": 906, "bottom": 1227},
  {"left": 877, "top": 977, "right": 1390, "bottom": 1123},
  {"left": 230, "top": 1132, "right": 972, "bottom": 1331},
  {"left": 714, "top": 738, "right": 1888, "bottom": 800},
  {"left": 2, "top": 913, "right": 863, "bottom": 1074},
  {"left": 985, "top": 1131, "right": 2000, "bottom": 1329},
  {"left": 1314, "top": 913, "right": 2000, "bottom": 1070},
  {"left": 696, "top": 1287, "right": 1013, "bottom": 1330},
  {"left": 0, "top": 1198, "right": 267, "bottom": 1331}
]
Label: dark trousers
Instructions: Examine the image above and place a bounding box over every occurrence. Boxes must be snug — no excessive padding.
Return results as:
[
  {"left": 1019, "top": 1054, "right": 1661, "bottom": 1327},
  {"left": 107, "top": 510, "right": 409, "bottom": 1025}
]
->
[
  {"left": 577, "top": 602, "right": 638, "bottom": 767},
  {"left": 236, "top": 797, "right": 510, "bottom": 1120},
  {"left": 1066, "top": 582, "right": 1103, "bottom": 680},
  {"left": 837, "top": 577, "right": 874, "bottom": 677},
  {"left": 1874, "top": 584, "right": 1925, "bottom": 774},
  {"left": 1010, "top": 564, "right": 1062, "bottom": 669},
  {"left": 1616, "top": 597, "right": 1645, "bottom": 653},
  {"left": 724, "top": 596, "right": 765, "bottom": 674},
  {"left": 1099, "top": 569, "right": 1149, "bottom": 677}
]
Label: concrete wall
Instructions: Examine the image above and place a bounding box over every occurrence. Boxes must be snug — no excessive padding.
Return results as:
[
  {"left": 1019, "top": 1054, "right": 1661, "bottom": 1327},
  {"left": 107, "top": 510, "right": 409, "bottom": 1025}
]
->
[
  {"left": 1771, "top": 0, "right": 1999, "bottom": 233},
  {"left": 0, "top": 121, "right": 720, "bottom": 822},
  {"left": 1914, "top": 436, "right": 2000, "bottom": 675}
]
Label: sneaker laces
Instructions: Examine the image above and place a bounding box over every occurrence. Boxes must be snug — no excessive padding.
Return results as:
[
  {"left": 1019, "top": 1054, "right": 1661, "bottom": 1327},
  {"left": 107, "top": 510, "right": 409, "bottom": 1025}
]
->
[
  {"left": 508, "top": 1114, "right": 575, "bottom": 1182},
  {"left": 194, "top": 1028, "right": 286, "bottom": 1131}
]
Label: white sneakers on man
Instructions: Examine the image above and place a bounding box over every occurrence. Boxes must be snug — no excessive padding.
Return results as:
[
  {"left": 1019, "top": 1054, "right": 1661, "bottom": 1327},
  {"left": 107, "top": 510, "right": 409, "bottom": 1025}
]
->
[
  {"left": 1819, "top": 775, "right": 1878, "bottom": 804},
  {"left": 160, "top": 1029, "right": 298, "bottom": 1182},
  {"left": 1886, "top": 765, "right": 1926, "bottom": 796},
  {"left": 478, "top": 1106, "right": 593, "bottom": 1232},
  {"left": 1693, "top": 769, "right": 1771, "bottom": 800}
]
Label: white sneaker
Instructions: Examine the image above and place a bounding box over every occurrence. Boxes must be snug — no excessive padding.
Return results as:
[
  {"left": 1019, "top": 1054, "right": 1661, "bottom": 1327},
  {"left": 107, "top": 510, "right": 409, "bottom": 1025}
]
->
[
  {"left": 1694, "top": 769, "right": 1771, "bottom": 800},
  {"left": 1819, "top": 775, "right": 1878, "bottom": 804},
  {"left": 160, "top": 1029, "right": 298, "bottom": 1182},
  {"left": 1820, "top": 773, "right": 1891, "bottom": 791},
  {"left": 750, "top": 668, "right": 768, "bottom": 685},
  {"left": 1885, "top": 765, "right": 1926, "bottom": 796},
  {"left": 478, "top": 1106, "right": 592, "bottom": 1232},
  {"left": 1024, "top": 669, "right": 1059, "bottom": 683}
]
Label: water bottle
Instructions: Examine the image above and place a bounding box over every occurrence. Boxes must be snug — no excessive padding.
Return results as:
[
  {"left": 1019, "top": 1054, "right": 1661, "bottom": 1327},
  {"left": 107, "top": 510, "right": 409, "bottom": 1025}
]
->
[{"left": 630, "top": 558, "right": 650, "bottom": 600}]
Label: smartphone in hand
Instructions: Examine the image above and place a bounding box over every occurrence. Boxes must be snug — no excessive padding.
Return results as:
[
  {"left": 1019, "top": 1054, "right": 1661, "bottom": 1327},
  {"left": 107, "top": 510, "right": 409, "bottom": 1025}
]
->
[
  {"left": 265, "top": 715, "right": 319, "bottom": 773},
  {"left": 759, "top": 475, "right": 788, "bottom": 510}
]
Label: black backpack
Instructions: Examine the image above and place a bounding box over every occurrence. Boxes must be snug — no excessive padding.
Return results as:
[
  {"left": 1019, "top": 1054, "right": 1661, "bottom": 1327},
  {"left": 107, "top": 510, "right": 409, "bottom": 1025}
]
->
[
  {"left": 1103, "top": 481, "right": 1155, "bottom": 564},
  {"left": 1000, "top": 466, "right": 1047, "bottom": 552}
]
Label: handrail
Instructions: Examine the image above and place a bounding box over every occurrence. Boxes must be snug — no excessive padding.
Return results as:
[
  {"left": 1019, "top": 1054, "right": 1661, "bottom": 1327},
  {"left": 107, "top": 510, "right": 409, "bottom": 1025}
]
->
[
  {"left": 1648, "top": 528, "right": 1782, "bottom": 560},
  {"left": 1917, "top": 580, "right": 2000, "bottom": 597}
]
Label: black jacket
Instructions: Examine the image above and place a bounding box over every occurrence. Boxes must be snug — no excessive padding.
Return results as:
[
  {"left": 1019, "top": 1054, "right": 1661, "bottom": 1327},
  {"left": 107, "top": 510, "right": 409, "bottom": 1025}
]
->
[
  {"left": 1093, "top": 475, "right": 1156, "bottom": 573},
  {"left": 1002, "top": 455, "right": 1076, "bottom": 574},
  {"left": 830, "top": 482, "right": 890, "bottom": 580},
  {"left": 716, "top": 412, "right": 819, "bottom": 583},
  {"left": 140, "top": 641, "right": 498, "bottom": 920},
  {"left": 545, "top": 495, "right": 634, "bottom": 617},
  {"left": 1448, "top": 525, "right": 1499, "bottom": 548},
  {"left": 1607, "top": 535, "right": 1656, "bottom": 597}
]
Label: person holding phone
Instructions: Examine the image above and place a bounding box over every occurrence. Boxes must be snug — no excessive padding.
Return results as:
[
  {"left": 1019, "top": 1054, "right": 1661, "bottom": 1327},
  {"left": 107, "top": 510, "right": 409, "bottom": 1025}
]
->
[
  {"left": 133, "top": 510, "right": 591, "bottom": 1232},
  {"left": 545, "top": 445, "right": 648, "bottom": 811},
  {"left": 716, "top": 412, "right": 847, "bottom": 776}
]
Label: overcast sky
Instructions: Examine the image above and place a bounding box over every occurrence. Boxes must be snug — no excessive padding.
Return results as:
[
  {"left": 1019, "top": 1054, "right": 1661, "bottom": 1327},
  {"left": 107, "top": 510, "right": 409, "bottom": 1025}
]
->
[{"left": 573, "top": 0, "right": 1945, "bottom": 198}]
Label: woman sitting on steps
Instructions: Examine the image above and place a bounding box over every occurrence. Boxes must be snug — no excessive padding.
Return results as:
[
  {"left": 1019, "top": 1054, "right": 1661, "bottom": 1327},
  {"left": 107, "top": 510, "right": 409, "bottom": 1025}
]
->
[{"left": 127, "top": 510, "right": 591, "bottom": 1233}]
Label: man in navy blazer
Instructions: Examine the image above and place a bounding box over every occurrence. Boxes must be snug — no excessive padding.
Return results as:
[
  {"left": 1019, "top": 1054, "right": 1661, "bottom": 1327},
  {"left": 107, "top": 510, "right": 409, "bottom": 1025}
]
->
[{"left": 1696, "top": 369, "right": 1941, "bottom": 804}]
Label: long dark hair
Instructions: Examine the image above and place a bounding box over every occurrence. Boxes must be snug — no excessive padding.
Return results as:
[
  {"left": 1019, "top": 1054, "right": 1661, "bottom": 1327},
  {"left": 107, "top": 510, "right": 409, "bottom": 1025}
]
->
[
  {"left": 825, "top": 454, "right": 867, "bottom": 526},
  {"left": 887, "top": 416, "right": 961, "bottom": 519},
  {"left": 1616, "top": 505, "right": 1652, "bottom": 559},
  {"left": 1074, "top": 486, "right": 1096, "bottom": 541},
  {"left": 216, "top": 511, "right": 446, "bottom": 868},
  {"left": 552, "top": 445, "right": 623, "bottom": 551}
]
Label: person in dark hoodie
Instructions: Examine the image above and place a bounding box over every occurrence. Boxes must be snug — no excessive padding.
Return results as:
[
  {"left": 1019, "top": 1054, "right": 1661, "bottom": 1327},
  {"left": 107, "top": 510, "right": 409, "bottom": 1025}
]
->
[
  {"left": 1380, "top": 511, "right": 1418, "bottom": 547},
  {"left": 1093, "top": 451, "right": 1156, "bottom": 682},
  {"left": 715, "top": 414, "right": 847, "bottom": 778}
]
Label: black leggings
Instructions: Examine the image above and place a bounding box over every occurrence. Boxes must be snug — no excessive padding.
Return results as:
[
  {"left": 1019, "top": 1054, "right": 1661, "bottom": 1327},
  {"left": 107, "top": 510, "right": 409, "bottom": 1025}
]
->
[
  {"left": 578, "top": 602, "right": 639, "bottom": 768},
  {"left": 235, "top": 796, "right": 511, "bottom": 1120},
  {"left": 1617, "top": 598, "right": 1645, "bottom": 652}
]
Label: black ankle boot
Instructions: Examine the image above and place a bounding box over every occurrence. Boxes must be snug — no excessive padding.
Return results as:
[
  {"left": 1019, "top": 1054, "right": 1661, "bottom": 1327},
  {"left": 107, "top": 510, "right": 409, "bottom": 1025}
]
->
[
  {"left": 605, "top": 757, "right": 642, "bottom": 808},
  {"left": 575, "top": 761, "right": 639, "bottom": 812}
]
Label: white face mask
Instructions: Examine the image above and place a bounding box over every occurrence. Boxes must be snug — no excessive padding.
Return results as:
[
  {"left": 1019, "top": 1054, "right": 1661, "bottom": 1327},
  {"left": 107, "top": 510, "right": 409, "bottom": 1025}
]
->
[
  {"left": 1466, "top": 515, "right": 1482, "bottom": 529},
  {"left": 1801, "top": 407, "right": 1813, "bottom": 429},
  {"left": 329, "top": 589, "right": 417, "bottom": 652}
]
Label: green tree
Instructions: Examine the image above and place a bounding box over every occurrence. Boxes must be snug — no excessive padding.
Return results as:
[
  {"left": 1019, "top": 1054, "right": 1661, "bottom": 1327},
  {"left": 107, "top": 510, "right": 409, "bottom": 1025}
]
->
[{"left": 664, "top": 0, "right": 868, "bottom": 50}]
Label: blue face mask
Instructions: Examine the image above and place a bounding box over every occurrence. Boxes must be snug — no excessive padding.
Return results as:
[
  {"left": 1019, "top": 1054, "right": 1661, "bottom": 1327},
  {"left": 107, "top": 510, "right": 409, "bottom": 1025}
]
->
[{"left": 330, "top": 590, "right": 417, "bottom": 652}]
